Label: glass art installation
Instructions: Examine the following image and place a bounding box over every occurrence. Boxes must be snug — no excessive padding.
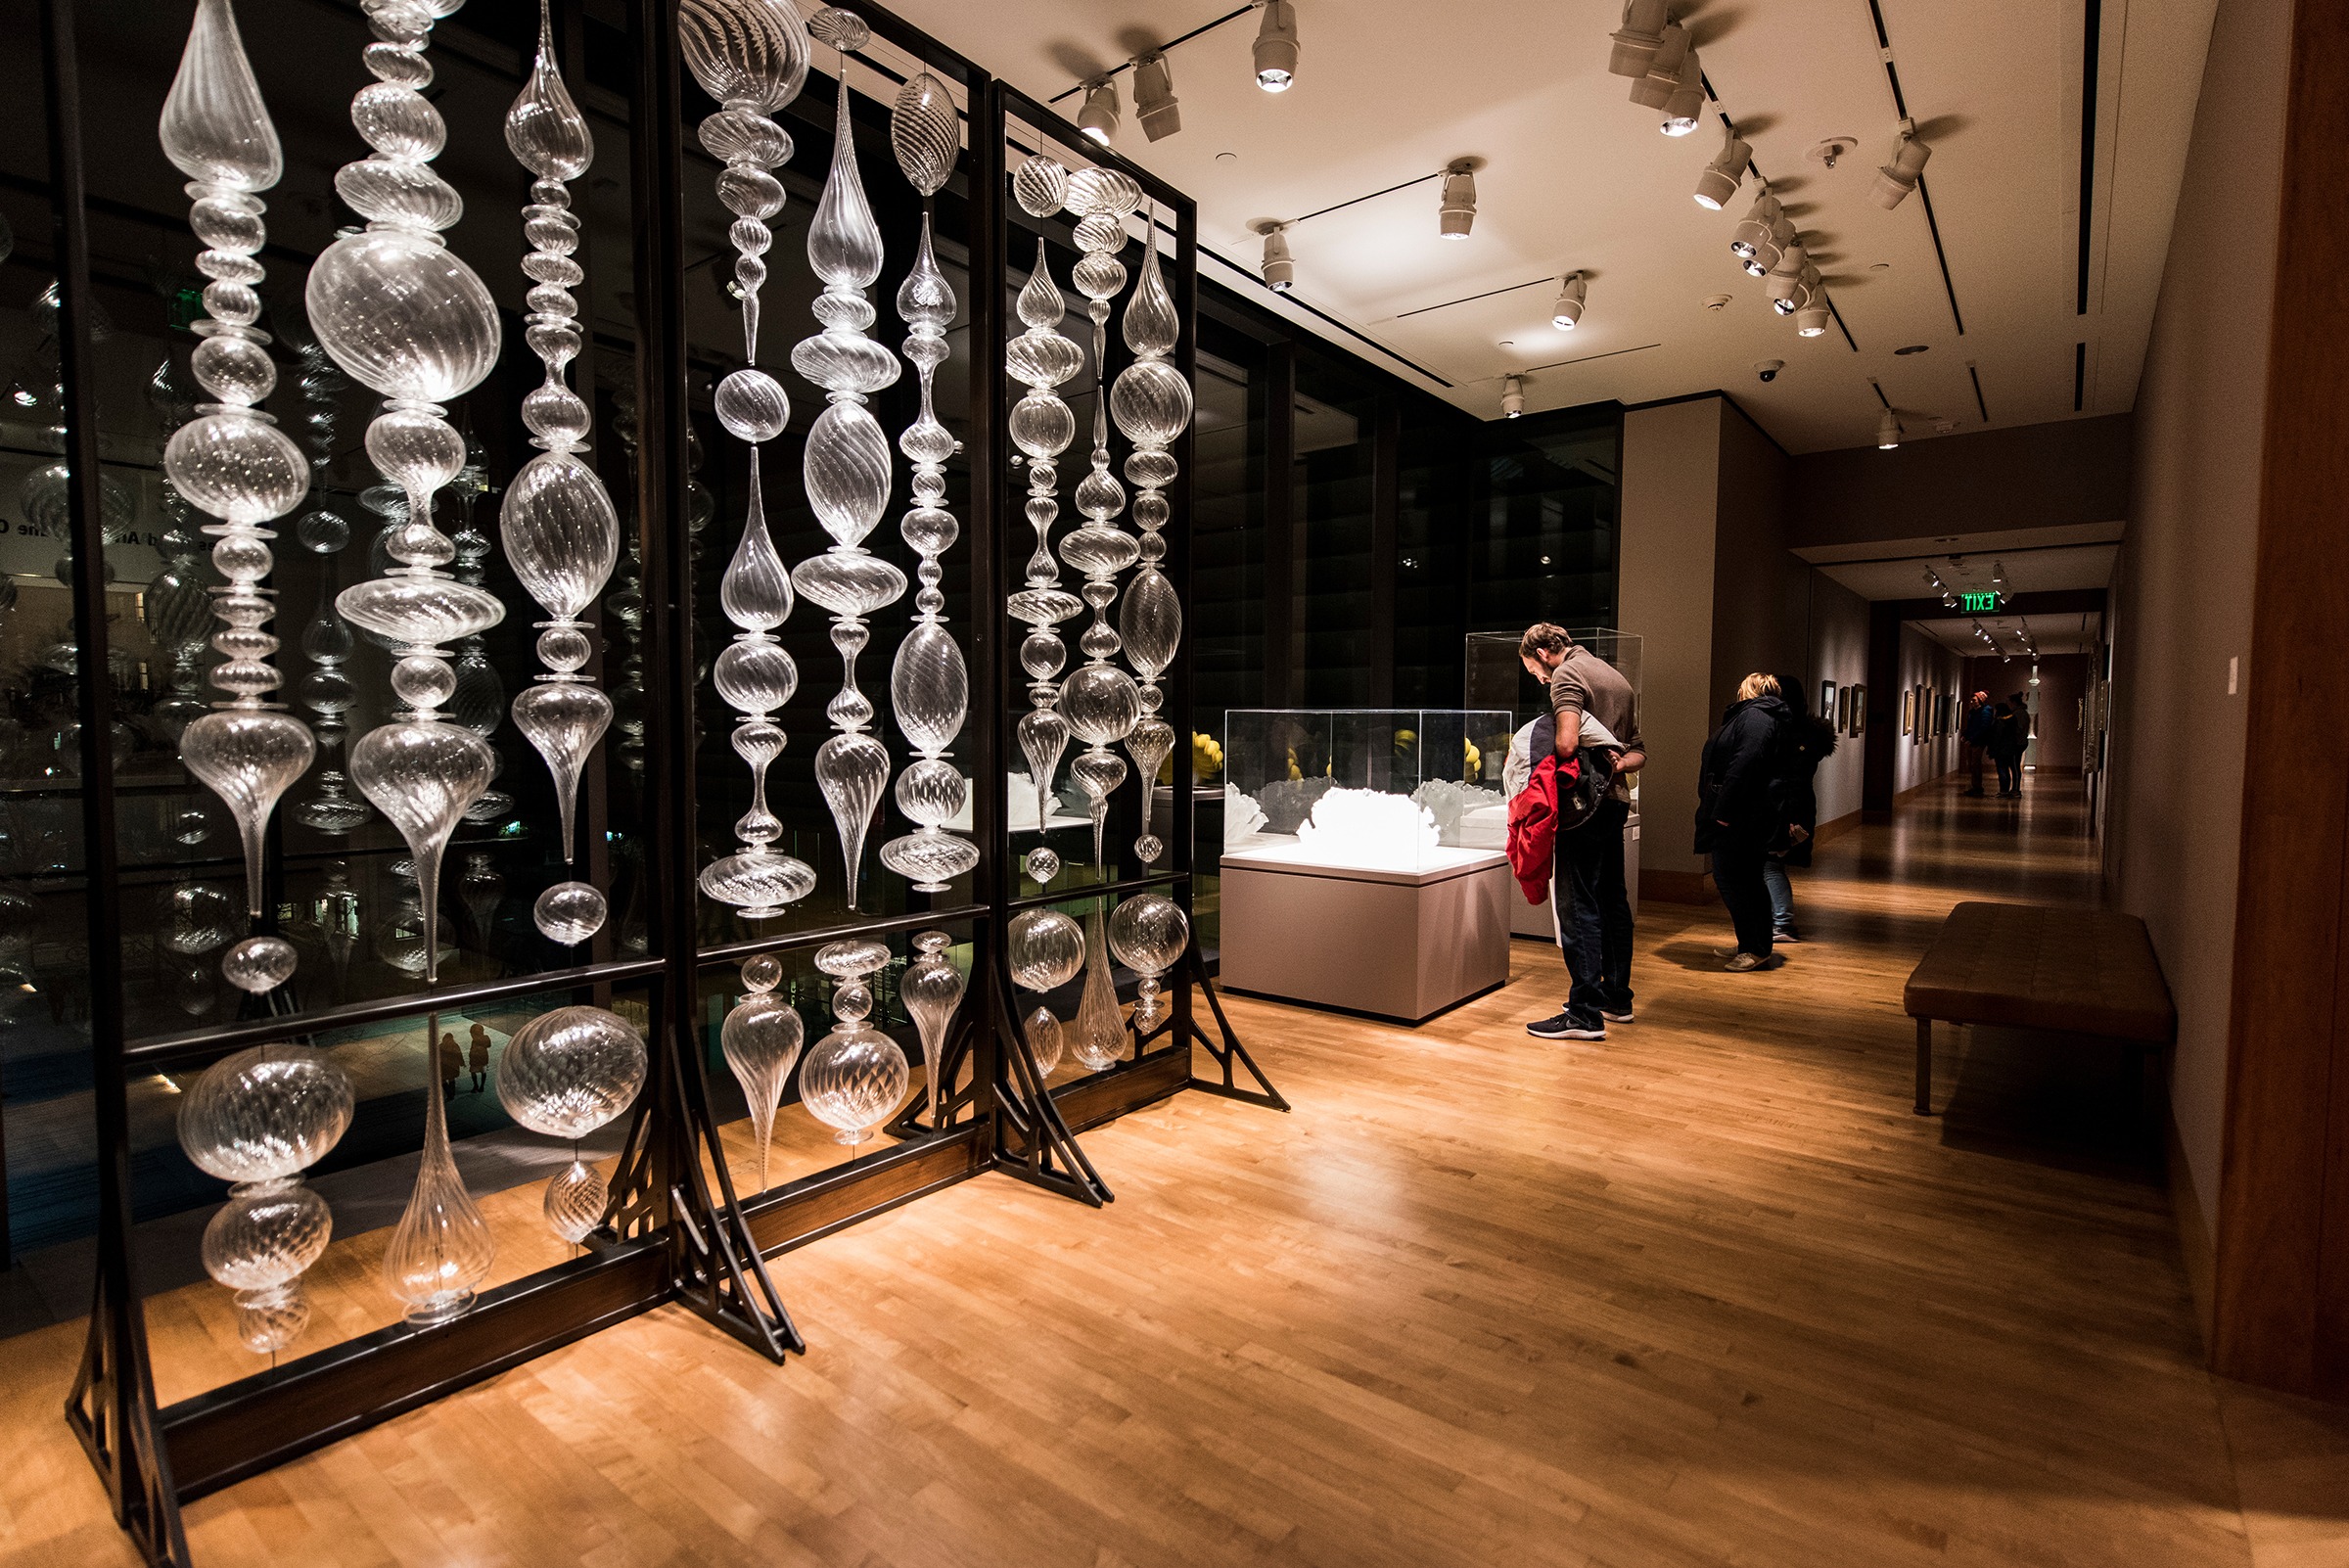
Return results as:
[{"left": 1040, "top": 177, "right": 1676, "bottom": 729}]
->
[
  {"left": 1070, "top": 903, "right": 1126, "bottom": 1072},
  {"left": 683, "top": 0, "right": 818, "bottom": 924},
  {"left": 158, "top": 0, "right": 315, "bottom": 952},
  {"left": 898, "top": 929, "right": 964, "bottom": 1130},
  {"left": 1003, "top": 233, "right": 1083, "bottom": 889},
  {"left": 176, "top": 1034, "right": 354, "bottom": 1354},
  {"left": 720, "top": 951, "right": 803, "bottom": 1188},
  {"left": 1295, "top": 787, "right": 1441, "bottom": 867},
  {"left": 792, "top": 9, "right": 904, "bottom": 911},
  {"left": 495, "top": 1004, "right": 648, "bottom": 1241},
  {"left": 1109, "top": 892, "right": 1188, "bottom": 1033},
  {"left": 1058, "top": 166, "right": 1144, "bottom": 877},
  {"left": 382, "top": 1016, "right": 498, "bottom": 1323},
  {"left": 1111, "top": 222, "right": 1192, "bottom": 866},
  {"left": 1005, "top": 907, "right": 1082, "bottom": 1078},
  {"left": 878, "top": 72, "right": 978, "bottom": 895},
  {"left": 312, "top": 0, "right": 507, "bottom": 992},
  {"left": 502, "top": 1, "right": 620, "bottom": 901},
  {"left": 799, "top": 937, "right": 909, "bottom": 1146}
]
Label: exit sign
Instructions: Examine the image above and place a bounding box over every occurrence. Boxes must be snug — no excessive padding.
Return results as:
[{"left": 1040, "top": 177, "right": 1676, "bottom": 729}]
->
[{"left": 1961, "top": 591, "right": 2002, "bottom": 613}]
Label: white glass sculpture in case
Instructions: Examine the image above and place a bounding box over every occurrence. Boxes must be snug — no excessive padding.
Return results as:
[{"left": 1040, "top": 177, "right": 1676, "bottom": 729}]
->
[
  {"left": 1109, "top": 892, "right": 1188, "bottom": 1033},
  {"left": 1220, "top": 710, "right": 1514, "bottom": 873},
  {"left": 1005, "top": 907, "right": 1082, "bottom": 1079},
  {"left": 898, "top": 929, "right": 964, "bottom": 1129}
]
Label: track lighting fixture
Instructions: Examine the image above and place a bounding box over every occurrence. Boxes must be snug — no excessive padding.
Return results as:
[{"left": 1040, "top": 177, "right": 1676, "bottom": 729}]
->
[
  {"left": 1255, "top": 1, "right": 1300, "bottom": 92},
  {"left": 1551, "top": 271, "right": 1587, "bottom": 330},
  {"left": 1728, "top": 195, "right": 1777, "bottom": 257},
  {"left": 1078, "top": 77, "right": 1120, "bottom": 144},
  {"left": 1660, "top": 48, "right": 1705, "bottom": 135},
  {"left": 1501, "top": 374, "right": 1525, "bottom": 419},
  {"left": 1259, "top": 224, "right": 1294, "bottom": 292},
  {"left": 1746, "top": 214, "right": 1793, "bottom": 277},
  {"left": 1869, "top": 125, "right": 1933, "bottom": 209},
  {"left": 1876, "top": 408, "right": 1903, "bottom": 449},
  {"left": 1766, "top": 242, "right": 1808, "bottom": 314},
  {"left": 1794, "top": 294, "right": 1830, "bottom": 337},
  {"left": 1992, "top": 561, "right": 2008, "bottom": 589},
  {"left": 1133, "top": 52, "right": 1180, "bottom": 140},
  {"left": 1439, "top": 161, "right": 1477, "bottom": 240},
  {"left": 1628, "top": 22, "right": 1688, "bottom": 110},
  {"left": 1607, "top": 0, "right": 1671, "bottom": 77},
  {"left": 1693, "top": 126, "right": 1752, "bottom": 208}
]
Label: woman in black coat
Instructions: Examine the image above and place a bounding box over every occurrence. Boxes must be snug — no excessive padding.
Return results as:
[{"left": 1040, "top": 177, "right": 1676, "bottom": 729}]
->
[{"left": 1694, "top": 673, "right": 1791, "bottom": 970}]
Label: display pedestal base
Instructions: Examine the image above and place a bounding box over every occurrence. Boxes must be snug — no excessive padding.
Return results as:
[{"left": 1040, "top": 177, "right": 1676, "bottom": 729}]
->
[{"left": 1219, "top": 845, "right": 1511, "bottom": 1022}]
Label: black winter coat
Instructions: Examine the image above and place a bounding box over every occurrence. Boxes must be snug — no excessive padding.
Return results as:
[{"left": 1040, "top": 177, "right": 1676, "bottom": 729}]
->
[
  {"left": 1771, "top": 714, "right": 1839, "bottom": 865},
  {"left": 1694, "top": 695, "right": 1790, "bottom": 854}
]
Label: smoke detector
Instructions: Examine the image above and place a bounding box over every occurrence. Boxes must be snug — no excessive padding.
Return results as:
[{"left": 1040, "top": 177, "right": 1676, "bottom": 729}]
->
[{"left": 1807, "top": 135, "right": 1860, "bottom": 169}]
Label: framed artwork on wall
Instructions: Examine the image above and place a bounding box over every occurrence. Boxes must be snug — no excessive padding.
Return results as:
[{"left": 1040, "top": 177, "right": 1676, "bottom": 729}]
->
[
  {"left": 1821, "top": 679, "right": 1837, "bottom": 721},
  {"left": 1902, "top": 689, "right": 1914, "bottom": 734},
  {"left": 1850, "top": 685, "right": 1866, "bottom": 735},
  {"left": 1833, "top": 685, "right": 1849, "bottom": 730}
]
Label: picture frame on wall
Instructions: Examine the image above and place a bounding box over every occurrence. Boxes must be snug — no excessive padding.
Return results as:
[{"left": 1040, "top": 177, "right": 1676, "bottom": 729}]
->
[
  {"left": 1903, "top": 689, "right": 1914, "bottom": 734},
  {"left": 1834, "top": 685, "right": 1850, "bottom": 730},
  {"left": 1850, "top": 684, "right": 1866, "bottom": 735},
  {"left": 1821, "top": 678, "right": 1837, "bottom": 722}
]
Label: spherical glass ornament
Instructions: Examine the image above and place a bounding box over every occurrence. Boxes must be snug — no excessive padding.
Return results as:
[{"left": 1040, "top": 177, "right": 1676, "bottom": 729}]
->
[
  {"left": 496, "top": 1005, "right": 646, "bottom": 1140},
  {"left": 1012, "top": 153, "right": 1068, "bottom": 217},
  {"left": 741, "top": 951, "right": 783, "bottom": 992},
  {"left": 304, "top": 229, "right": 502, "bottom": 403},
  {"left": 1024, "top": 847, "right": 1061, "bottom": 886},
  {"left": 200, "top": 1176, "right": 331, "bottom": 1292},
  {"left": 1110, "top": 894, "right": 1189, "bottom": 977},
  {"left": 533, "top": 879, "right": 607, "bottom": 945},
  {"left": 1006, "top": 908, "right": 1083, "bottom": 992},
  {"left": 220, "top": 934, "right": 298, "bottom": 993},
  {"left": 1024, "top": 1006, "right": 1064, "bottom": 1076},
  {"left": 542, "top": 1158, "right": 606, "bottom": 1243},
  {"left": 1134, "top": 833, "right": 1165, "bottom": 864},
  {"left": 234, "top": 1278, "right": 310, "bottom": 1354},
  {"left": 178, "top": 1044, "right": 355, "bottom": 1183},
  {"left": 799, "top": 1023, "right": 908, "bottom": 1145}
]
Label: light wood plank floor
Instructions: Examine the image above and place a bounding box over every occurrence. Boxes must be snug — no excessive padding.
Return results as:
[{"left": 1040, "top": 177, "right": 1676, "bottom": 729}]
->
[{"left": 9, "top": 776, "right": 2349, "bottom": 1566}]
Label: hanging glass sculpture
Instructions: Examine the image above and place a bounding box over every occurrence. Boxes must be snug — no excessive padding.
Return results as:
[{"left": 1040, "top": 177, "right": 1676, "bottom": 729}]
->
[
  {"left": 683, "top": 0, "right": 818, "bottom": 924},
  {"left": 1070, "top": 903, "right": 1125, "bottom": 1072},
  {"left": 799, "top": 937, "right": 908, "bottom": 1145},
  {"left": 293, "top": 523, "right": 372, "bottom": 836},
  {"left": 382, "top": 1013, "right": 497, "bottom": 1323},
  {"left": 495, "top": 1003, "right": 647, "bottom": 1241},
  {"left": 176, "top": 1028, "right": 354, "bottom": 1354},
  {"left": 158, "top": 0, "right": 315, "bottom": 955},
  {"left": 503, "top": 3, "right": 619, "bottom": 884},
  {"left": 312, "top": 0, "right": 506, "bottom": 992},
  {"left": 898, "top": 928, "right": 964, "bottom": 1130},
  {"left": 1005, "top": 908, "right": 1082, "bottom": 1079},
  {"left": 1112, "top": 219, "right": 1192, "bottom": 866},
  {"left": 143, "top": 500, "right": 212, "bottom": 745},
  {"left": 534, "top": 880, "right": 606, "bottom": 945},
  {"left": 878, "top": 73, "right": 976, "bottom": 896},
  {"left": 792, "top": 11, "right": 904, "bottom": 911},
  {"left": 720, "top": 951, "right": 803, "bottom": 1189},
  {"left": 1003, "top": 233, "right": 1084, "bottom": 889},
  {"left": 1110, "top": 891, "right": 1189, "bottom": 1032}
]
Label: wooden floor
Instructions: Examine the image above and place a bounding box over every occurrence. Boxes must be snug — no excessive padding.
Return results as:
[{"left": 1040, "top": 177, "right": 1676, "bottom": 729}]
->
[{"left": 10, "top": 775, "right": 2349, "bottom": 1566}]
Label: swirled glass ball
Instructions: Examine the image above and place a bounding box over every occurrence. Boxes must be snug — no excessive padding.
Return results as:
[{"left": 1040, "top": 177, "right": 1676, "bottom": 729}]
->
[
  {"left": 799, "top": 1025, "right": 908, "bottom": 1140},
  {"left": 533, "top": 880, "right": 607, "bottom": 945},
  {"left": 201, "top": 1177, "right": 332, "bottom": 1292},
  {"left": 1109, "top": 894, "right": 1190, "bottom": 979},
  {"left": 1007, "top": 908, "right": 1083, "bottom": 992},
  {"left": 543, "top": 1158, "right": 607, "bottom": 1243},
  {"left": 495, "top": 1005, "right": 647, "bottom": 1140},
  {"left": 221, "top": 935, "right": 299, "bottom": 994},
  {"left": 178, "top": 1045, "right": 355, "bottom": 1183}
]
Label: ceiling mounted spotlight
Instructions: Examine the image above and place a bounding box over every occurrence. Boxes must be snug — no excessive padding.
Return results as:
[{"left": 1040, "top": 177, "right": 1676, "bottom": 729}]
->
[
  {"left": 1551, "top": 271, "right": 1588, "bottom": 330},
  {"left": 1693, "top": 125, "right": 1752, "bottom": 208},
  {"left": 1258, "top": 224, "right": 1294, "bottom": 292},
  {"left": 1794, "top": 293, "right": 1830, "bottom": 337},
  {"left": 1766, "top": 241, "right": 1808, "bottom": 314},
  {"left": 1501, "top": 374, "right": 1526, "bottom": 419},
  {"left": 1439, "top": 160, "right": 1477, "bottom": 240},
  {"left": 1133, "top": 52, "right": 1180, "bottom": 140},
  {"left": 1254, "top": 1, "right": 1299, "bottom": 92},
  {"left": 1078, "top": 77, "right": 1121, "bottom": 144},
  {"left": 1608, "top": 0, "right": 1672, "bottom": 77},
  {"left": 1747, "top": 214, "right": 1793, "bottom": 277},
  {"left": 1870, "top": 124, "right": 1933, "bottom": 208},
  {"left": 1628, "top": 21, "right": 1688, "bottom": 110},
  {"left": 1729, "top": 191, "right": 1778, "bottom": 256},
  {"left": 1659, "top": 48, "right": 1705, "bottom": 135},
  {"left": 1876, "top": 407, "right": 1903, "bottom": 449}
]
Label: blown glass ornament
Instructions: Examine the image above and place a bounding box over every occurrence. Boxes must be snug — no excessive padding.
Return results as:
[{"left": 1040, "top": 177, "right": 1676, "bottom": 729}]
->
[
  {"left": 533, "top": 879, "right": 606, "bottom": 945},
  {"left": 160, "top": 0, "right": 315, "bottom": 942},
  {"left": 721, "top": 954, "right": 805, "bottom": 1189},
  {"left": 1070, "top": 904, "right": 1126, "bottom": 1072},
  {"left": 382, "top": 1016, "right": 496, "bottom": 1324},
  {"left": 792, "top": 19, "right": 903, "bottom": 911},
  {"left": 203, "top": 1176, "right": 332, "bottom": 1353},
  {"left": 878, "top": 76, "right": 976, "bottom": 896},
  {"left": 543, "top": 1157, "right": 606, "bottom": 1244},
  {"left": 503, "top": 3, "right": 618, "bottom": 865},
  {"left": 497, "top": 1003, "right": 645, "bottom": 1238},
  {"left": 1113, "top": 224, "right": 1192, "bottom": 867},
  {"left": 1006, "top": 907, "right": 1083, "bottom": 992},
  {"left": 1004, "top": 238, "right": 1084, "bottom": 885},
  {"left": 898, "top": 929, "right": 964, "bottom": 1130},
  {"left": 1110, "top": 891, "right": 1189, "bottom": 1032},
  {"left": 315, "top": 0, "right": 506, "bottom": 990},
  {"left": 686, "top": 0, "right": 817, "bottom": 924},
  {"left": 1024, "top": 1005, "right": 1065, "bottom": 1077},
  {"left": 799, "top": 937, "right": 908, "bottom": 1145}
]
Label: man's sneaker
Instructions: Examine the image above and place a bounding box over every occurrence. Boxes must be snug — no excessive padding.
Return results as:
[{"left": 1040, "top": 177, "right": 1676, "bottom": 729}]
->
[
  {"left": 1526, "top": 1010, "right": 1607, "bottom": 1040},
  {"left": 1773, "top": 924, "right": 1802, "bottom": 944},
  {"left": 1601, "top": 1008, "right": 1635, "bottom": 1025},
  {"left": 1725, "top": 952, "right": 1767, "bottom": 972}
]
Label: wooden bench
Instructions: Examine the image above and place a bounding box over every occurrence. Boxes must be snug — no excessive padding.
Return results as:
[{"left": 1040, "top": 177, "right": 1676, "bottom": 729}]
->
[{"left": 1903, "top": 901, "right": 2176, "bottom": 1115}]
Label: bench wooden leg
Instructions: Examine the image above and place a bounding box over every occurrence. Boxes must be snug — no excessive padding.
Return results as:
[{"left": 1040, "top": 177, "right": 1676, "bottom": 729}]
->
[{"left": 1914, "top": 1018, "right": 1933, "bottom": 1115}]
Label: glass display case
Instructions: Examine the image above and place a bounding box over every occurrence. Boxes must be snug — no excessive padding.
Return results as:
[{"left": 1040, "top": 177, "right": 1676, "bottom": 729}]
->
[{"left": 1221, "top": 709, "right": 1514, "bottom": 873}]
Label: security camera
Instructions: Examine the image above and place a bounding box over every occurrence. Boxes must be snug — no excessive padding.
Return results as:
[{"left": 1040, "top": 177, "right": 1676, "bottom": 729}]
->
[{"left": 1756, "top": 359, "right": 1784, "bottom": 383}]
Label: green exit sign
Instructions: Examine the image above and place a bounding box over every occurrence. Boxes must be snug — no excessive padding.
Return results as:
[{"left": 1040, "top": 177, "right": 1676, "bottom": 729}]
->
[{"left": 1961, "top": 591, "right": 2002, "bottom": 613}]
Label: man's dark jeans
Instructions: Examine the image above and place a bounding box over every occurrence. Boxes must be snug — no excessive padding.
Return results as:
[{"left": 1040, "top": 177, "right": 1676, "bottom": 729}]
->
[{"left": 1553, "top": 795, "right": 1634, "bottom": 1018}]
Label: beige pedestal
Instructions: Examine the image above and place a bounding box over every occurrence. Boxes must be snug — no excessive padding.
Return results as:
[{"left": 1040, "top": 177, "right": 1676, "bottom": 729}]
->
[{"left": 1219, "top": 844, "right": 1512, "bottom": 1022}]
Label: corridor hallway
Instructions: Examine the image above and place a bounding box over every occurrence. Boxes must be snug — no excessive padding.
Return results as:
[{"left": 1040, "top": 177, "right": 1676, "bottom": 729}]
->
[{"left": 9, "top": 782, "right": 2349, "bottom": 1567}]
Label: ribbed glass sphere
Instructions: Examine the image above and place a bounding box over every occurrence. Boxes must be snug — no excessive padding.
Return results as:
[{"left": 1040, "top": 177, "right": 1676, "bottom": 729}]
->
[
  {"left": 495, "top": 1004, "right": 647, "bottom": 1140},
  {"left": 178, "top": 1045, "right": 354, "bottom": 1183}
]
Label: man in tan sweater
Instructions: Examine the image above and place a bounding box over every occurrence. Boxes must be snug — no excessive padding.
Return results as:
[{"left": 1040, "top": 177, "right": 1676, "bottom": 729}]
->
[{"left": 1518, "top": 623, "right": 1646, "bottom": 1041}]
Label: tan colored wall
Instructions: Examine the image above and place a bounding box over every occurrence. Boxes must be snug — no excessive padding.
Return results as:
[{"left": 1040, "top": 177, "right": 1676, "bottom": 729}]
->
[
  {"left": 1787, "top": 415, "right": 2133, "bottom": 551},
  {"left": 1806, "top": 574, "right": 1870, "bottom": 827}
]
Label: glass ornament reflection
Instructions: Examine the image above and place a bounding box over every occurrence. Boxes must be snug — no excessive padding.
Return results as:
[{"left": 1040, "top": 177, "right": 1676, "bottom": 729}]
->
[{"left": 497, "top": 1003, "right": 647, "bottom": 1238}]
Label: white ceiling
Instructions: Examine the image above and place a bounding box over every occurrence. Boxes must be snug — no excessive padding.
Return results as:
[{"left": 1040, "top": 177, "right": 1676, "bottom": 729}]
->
[
  {"left": 1911, "top": 611, "right": 2104, "bottom": 658},
  {"left": 872, "top": 0, "right": 2217, "bottom": 452}
]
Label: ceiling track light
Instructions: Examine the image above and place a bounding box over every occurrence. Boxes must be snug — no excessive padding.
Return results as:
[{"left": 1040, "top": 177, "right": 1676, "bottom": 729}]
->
[
  {"left": 1693, "top": 124, "right": 1752, "bottom": 208},
  {"left": 1659, "top": 47, "right": 1705, "bottom": 135},
  {"left": 1439, "top": 160, "right": 1477, "bottom": 239},
  {"left": 1133, "top": 52, "right": 1180, "bottom": 140},
  {"left": 1254, "top": 0, "right": 1299, "bottom": 92},
  {"left": 1869, "top": 121, "right": 1933, "bottom": 209},
  {"left": 1551, "top": 270, "right": 1588, "bottom": 329},
  {"left": 1258, "top": 223, "right": 1294, "bottom": 292},
  {"left": 1794, "top": 293, "right": 1830, "bottom": 337},
  {"left": 1077, "top": 76, "right": 1121, "bottom": 144},
  {"left": 1746, "top": 214, "right": 1793, "bottom": 277},
  {"left": 1628, "top": 21, "right": 1688, "bottom": 110},
  {"left": 1607, "top": 0, "right": 1672, "bottom": 77},
  {"left": 1728, "top": 191, "right": 1778, "bottom": 255},
  {"left": 1501, "top": 374, "right": 1526, "bottom": 418},
  {"left": 1876, "top": 407, "right": 1903, "bottom": 449}
]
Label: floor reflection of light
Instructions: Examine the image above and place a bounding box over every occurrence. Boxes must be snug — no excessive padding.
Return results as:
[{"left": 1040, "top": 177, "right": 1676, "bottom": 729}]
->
[{"left": 152, "top": 1073, "right": 183, "bottom": 1094}]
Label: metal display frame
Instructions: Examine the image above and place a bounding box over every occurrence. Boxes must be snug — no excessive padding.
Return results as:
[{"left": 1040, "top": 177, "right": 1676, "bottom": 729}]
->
[{"left": 30, "top": 3, "right": 1279, "bottom": 1563}]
